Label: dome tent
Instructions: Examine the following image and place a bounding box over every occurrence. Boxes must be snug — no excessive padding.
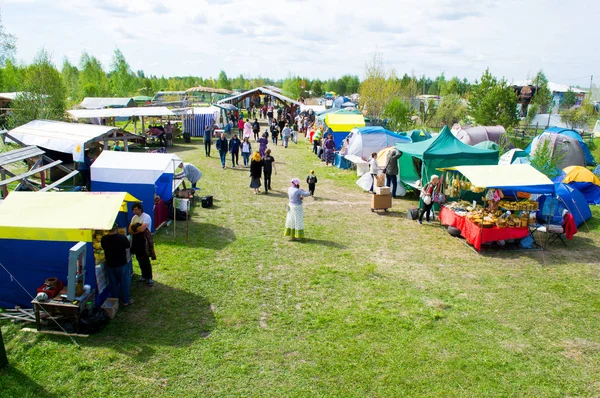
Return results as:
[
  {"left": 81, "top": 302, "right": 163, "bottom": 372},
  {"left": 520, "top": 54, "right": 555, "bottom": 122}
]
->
[
  {"left": 345, "top": 126, "right": 410, "bottom": 159},
  {"left": 526, "top": 127, "right": 596, "bottom": 168},
  {"left": 451, "top": 125, "right": 507, "bottom": 146},
  {"left": 562, "top": 166, "right": 600, "bottom": 205},
  {"left": 538, "top": 183, "right": 592, "bottom": 226}
]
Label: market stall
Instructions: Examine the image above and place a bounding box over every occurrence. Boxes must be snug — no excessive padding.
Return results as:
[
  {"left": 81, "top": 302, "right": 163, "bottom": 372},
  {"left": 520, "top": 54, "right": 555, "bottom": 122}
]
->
[
  {"left": 91, "top": 151, "right": 182, "bottom": 231},
  {"left": 0, "top": 191, "right": 138, "bottom": 309},
  {"left": 438, "top": 164, "right": 555, "bottom": 251}
]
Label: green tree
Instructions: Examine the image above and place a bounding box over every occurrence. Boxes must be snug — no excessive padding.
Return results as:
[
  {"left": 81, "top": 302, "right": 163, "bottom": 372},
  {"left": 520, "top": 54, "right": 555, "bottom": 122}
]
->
[
  {"left": 0, "top": 59, "right": 22, "bottom": 91},
  {"left": 8, "top": 49, "right": 66, "bottom": 128},
  {"left": 0, "top": 11, "right": 16, "bottom": 66},
  {"left": 383, "top": 98, "right": 412, "bottom": 131},
  {"left": 468, "top": 69, "right": 518, "bottom": 128},
  {"left": 432, "top": 94, "right": 467, "bottom": 126},
  {"left": 561, "top": 99, "right": 597, "bottom": 130},
  {"left": 529, "top": 138, "right": 565, "bottom": 179},
  {"left": 109, "top": 49, "right": 136, "bottom": 97},
  {"left": 79, "top": 52, "right": 108, "bottom": 97},
  {"left": 530, "top": 70, "right": 553, "bottom": 113},
  {"left": 217, "top": 70, "right": 231, "bottom": 90},
  {"left": 358, "top": 53, "right": 401, "bottom": 119},
  {"left": 561, "top": 89, "right": 576, "bottom": 109},
  {"left": 61, "top": 58, "right": 80, "bottom": 103},
  {"left": 231, "top": 74, "right": 246, "bottom": 90},
  {"left": 282, "top": 75, "right": 306, "bottom": 99},
  {"left": 311, "top": 79, "right": 323, "bottom": 97}
]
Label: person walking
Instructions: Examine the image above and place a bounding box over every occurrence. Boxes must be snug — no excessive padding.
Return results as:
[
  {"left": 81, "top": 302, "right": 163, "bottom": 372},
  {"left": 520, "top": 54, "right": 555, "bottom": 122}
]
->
[
  {"left": 204, "top": 125, "right": 212, "bottom": 157},
  {"left": 252, "top": 118, "right": 260, "bottom": 141},
  {"left": 323, "top": 134, "right": 336, "bottom": 165},
  {"left": 129, "top": 203, "right": 156, "bottom": 287},
  {"left": 243, "top": 119, "right": 253, "bottom": 141},
  {"left": 263, "top": 149, "right": 276, "bottom": 194},
  {"left": 271, "top": 123, "right": 279, "bottom": 145},
  {"left": 281, "top": 123, "right": 292, "bottom": 148},
  {"left": 101, "top": 222, "right": 133, "bottom": 306},
  {"left": 241, "top": 136, "right": 252, "bottom": 167},
  {"left": 368, "top": 152, "right": 379, "bottom": 193},
  {"left": 284, "top": 178, "right": 311, "bottom": 240},
  {"left": 249, "top": 151, "right": 263, "bottom": 194},
  {"left": 237, "top": 118, "right": 244, "bottom": 135},
  {"left": 418, "top": 175, "right": 439, "bottom": 224},
  {"left": 306, "top": 170, "right": 318, "bottom": 196},
  {"left": 384, "top": 149, "right": 403, "bottom": 198},
  {"left": 229, "top": 134, "right": 241, "bottom": 167},
  {"left": 257, "top": 132, "right": 269, "bottom": 158},
  {"left": 216, "top": 133, "right": 228, "bottom": 169}
]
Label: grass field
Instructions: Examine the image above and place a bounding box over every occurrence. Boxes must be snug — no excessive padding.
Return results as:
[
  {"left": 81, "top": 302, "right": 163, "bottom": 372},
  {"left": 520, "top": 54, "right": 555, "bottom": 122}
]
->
[{"left": 1, "top": 125, "right": 600, "bottom": 397}]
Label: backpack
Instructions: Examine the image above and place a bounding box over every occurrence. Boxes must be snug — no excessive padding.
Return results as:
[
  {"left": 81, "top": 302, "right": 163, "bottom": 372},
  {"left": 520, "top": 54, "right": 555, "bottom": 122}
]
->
[
  {"left": 308, "top": 175, "right": 317, "bottom": 184},
  {"left": 252, "top": 121, "right": 259, "bottom": 131}
]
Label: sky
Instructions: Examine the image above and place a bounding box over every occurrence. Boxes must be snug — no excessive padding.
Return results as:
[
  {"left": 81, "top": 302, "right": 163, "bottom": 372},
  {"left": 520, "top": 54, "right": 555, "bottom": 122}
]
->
[{"left": 1, "top": 0, "right": 598, "bottom": 86}]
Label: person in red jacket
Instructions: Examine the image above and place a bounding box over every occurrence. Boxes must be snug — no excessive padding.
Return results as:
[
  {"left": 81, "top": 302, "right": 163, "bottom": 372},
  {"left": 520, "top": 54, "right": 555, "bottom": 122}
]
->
[{"left": 237, "top": 118, "right": 244, "bottom": 135}]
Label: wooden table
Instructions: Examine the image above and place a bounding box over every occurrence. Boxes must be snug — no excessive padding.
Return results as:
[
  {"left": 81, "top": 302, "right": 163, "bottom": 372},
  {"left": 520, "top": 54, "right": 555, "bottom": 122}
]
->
[{"left": 31, "top": 290, "right": 95, "bottom": 334}]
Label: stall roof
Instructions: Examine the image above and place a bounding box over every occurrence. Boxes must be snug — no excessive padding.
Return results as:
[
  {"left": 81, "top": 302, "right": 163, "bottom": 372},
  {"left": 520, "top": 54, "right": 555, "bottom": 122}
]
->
[
  {"left": 91, "top": 151, "right": 182, "bottom": 184},
  {"left": 217, "top": 87, "right": 301, "bottom": 107},
  {"left": 68, "top": 106, "right": 175, "bottom": 119},
  {"left": 7, "top": 120, "right": 141, "bottom": 159},
  {"left": 0, "top": 191, "right": 139, "bottom": 242},
  {"left": 80, "top": 97, "right": 137, "bottom": 109},
  {"left": 186, "top": 86, "right": 233, "bottom": 95},
  {"left": 443, "top": 164, "right": 555, "bottom": 194},
  {"left": 324, "top": 113, "right": 365, "bottom": 132}
]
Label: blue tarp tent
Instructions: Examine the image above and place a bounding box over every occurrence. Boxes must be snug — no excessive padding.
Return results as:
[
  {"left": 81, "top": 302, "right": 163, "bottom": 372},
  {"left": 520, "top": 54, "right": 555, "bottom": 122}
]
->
[
  {"left": 91, "top": 151, "right": 182, "bottom": 232},
  {"left": 538, "top": 183, "right": 592, "bottom": 226},
  {"left": 0, "top": 192, "right": 137, "bottom": 308}
]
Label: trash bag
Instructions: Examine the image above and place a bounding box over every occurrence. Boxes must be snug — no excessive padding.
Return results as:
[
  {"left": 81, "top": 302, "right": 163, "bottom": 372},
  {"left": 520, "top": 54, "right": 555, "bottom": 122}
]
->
[{"left": 79, "top": 307, "right": 109, "bottom": 334}]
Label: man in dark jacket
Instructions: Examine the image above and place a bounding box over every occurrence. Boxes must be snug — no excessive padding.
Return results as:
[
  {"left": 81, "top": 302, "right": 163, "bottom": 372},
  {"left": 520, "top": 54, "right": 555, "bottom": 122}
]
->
[
  {"left": 101, "top": 223, "right": 133, "bottom": 305},
  {"left": 384, "top": 149, "right": 403, "bottom": 198},
  {"left": 252, "top": 119, "right": 260, "bottom": 141},
  {"left": 229, "top": 134, "right": 241, "bottom": 167}
]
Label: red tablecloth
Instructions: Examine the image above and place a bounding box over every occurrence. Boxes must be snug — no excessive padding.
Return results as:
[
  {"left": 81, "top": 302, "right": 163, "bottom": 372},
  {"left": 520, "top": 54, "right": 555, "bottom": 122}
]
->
[
  {"left": 153, "top": 199, "right": 169, "bottom": 230},
  {"left": 440, "top": 206, "right": 529, "bottom": 251}
]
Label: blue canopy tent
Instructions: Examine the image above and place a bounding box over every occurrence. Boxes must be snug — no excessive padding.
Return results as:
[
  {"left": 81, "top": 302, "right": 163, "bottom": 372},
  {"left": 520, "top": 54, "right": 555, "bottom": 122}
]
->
[
  {"left": 91, "top": 151, "right": 182, "bottom": 232},
  {"left": 0, "top": 192, "right": 137, "bottom": 309}
]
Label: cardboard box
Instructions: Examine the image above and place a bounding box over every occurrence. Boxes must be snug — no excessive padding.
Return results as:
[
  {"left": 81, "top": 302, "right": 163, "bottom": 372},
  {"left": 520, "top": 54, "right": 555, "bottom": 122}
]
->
[
  {"left": 101, "top": 298, "right": 119, "bottom": 319},
  {"left": 374, "top": 186, "right": 390, "bottom": 195},
  {"left": 371, "top": 193, "right": 392, "bottom": 209}
]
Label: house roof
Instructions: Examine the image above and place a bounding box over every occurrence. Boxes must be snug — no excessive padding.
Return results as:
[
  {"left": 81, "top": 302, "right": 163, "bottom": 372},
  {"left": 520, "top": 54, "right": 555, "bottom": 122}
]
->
[
  {"left": 217, "top": 87, "right": 301, "bottom": 107},
  {"left": 511, "top": 80, "right": 587, "bottom": 94},
  {"left": 80, "top": 97, "right": 137, "bottom": 109},
  {"left": 68, "top": 106, "right": 175, "bottom": 119}
]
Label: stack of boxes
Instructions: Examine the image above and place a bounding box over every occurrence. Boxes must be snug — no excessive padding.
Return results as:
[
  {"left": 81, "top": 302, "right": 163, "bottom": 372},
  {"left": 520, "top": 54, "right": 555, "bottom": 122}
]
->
[{"left": 372, "top": 185, "right": 392, "bottom": 210}]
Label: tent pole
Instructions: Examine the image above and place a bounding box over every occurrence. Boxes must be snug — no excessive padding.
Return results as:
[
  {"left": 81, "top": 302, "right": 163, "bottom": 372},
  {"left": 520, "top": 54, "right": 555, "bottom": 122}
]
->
[{"left": 134, "top": 117, "right": 137, "bottom": 135}]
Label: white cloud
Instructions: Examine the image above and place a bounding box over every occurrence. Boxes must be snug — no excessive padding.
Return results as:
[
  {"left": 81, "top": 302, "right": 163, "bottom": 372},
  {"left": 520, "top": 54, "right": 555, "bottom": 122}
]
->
[{"left": 1, "top": 0, "right": 598, "bottom": 83}]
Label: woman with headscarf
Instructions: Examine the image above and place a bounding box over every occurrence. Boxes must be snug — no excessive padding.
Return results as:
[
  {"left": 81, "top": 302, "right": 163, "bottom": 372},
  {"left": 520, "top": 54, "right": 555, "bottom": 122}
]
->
[
  {"left": 284, "top": 178, "right": 311, "bottom": 240},
  {"left": 249, "top": 151, "right": 263, "bottom": 194},
  {"left": 418, "top": 174, "right": 439, "bottom": 224}
]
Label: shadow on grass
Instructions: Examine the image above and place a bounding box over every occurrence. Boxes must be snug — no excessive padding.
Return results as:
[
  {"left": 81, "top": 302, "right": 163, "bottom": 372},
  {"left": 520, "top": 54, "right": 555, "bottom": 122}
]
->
[
  {"left": 0, "top": 365, "right": 58, "bottom": 398},
  {"left": 160, "top": 222, "right": 236, "bottom": 249},
  {"left": 83, "top": 282, "right": 216, "bottom": 362},
  {"left": 296, "top": 238, "right": 347, "bottom": 249}
]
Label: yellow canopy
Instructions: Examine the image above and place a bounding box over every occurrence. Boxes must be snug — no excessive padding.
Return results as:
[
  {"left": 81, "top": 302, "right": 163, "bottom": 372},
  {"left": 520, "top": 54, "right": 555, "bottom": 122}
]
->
[
  {"left": 324, "top": 113, "right": 365, "bottom": 132},
  {"left": 562, "top": 166, "right": 600, "bottom": 185},
  {"left": 0, "top": 191, "right": 139, "bottom": 242}
]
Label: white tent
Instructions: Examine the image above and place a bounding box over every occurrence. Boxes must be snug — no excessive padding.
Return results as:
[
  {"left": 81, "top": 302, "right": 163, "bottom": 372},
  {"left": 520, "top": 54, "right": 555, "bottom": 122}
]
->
[
  {"left": 7, "top": 120, "right": 140, "bottom": 162},
  {"left": 345, "top": 126, "right": 411, "bottom": 159},
  {"left": 68, "top": 107, "right": 175, "bottom": 119}
]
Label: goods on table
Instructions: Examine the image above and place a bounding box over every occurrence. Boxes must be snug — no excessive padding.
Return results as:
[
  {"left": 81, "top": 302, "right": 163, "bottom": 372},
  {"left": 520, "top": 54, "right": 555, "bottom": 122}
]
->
[
  {"left": 445, "top": 201, "right": 533, "bottom": 229},
  {"left": 498, "top": 199, "right": 539, "bottom": 211},
  {"left": 93, "top": 230, "right": 108, "bottom": 265}
]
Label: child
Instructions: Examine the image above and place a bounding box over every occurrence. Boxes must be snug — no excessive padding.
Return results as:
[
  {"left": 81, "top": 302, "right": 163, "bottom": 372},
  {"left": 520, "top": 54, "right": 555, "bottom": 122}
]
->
[{"left": 306, "top": 170, "right": 318, "bottom": 196}]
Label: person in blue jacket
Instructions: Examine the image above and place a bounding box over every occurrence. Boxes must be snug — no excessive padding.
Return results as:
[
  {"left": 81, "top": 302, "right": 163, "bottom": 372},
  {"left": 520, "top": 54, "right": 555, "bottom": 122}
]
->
[
  {"left": 229, "top": 134, "right": 241, "bottom": 167},
  {"left": 216, "top": 133, "right": 228, "bottom": 169}
]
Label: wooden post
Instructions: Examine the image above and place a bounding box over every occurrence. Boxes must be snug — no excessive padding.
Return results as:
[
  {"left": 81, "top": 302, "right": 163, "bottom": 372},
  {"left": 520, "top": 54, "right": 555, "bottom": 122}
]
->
[
  {"left": 134, "top": 117, "right": 137, "bottom": 135},
  {"left": 0, "top": 326, "right": 8, "bottom": 368}
]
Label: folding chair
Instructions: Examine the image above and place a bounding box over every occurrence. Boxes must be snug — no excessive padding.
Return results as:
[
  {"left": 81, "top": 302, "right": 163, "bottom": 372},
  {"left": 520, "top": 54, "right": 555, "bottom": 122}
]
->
[{"left": 535, "top": 211, "right": 569, "bottom": 247}]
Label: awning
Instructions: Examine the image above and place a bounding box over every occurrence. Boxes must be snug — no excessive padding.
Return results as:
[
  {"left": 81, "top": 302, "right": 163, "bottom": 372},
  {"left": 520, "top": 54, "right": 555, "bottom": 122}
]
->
[
  {"left": 213, "top": 103, "right": 238, "bottom": 111},
  {"left": 324, "top": 113, "right": 365, "bottom": 132},
  {"left": 68, "top": 106, "right": 175, "bottom": 119},
  {"left": 0, "top": 191, "right": 139, "bottom": 242},
  {"left": 442, "top": 164, "right": 555, "bottom": 194}
]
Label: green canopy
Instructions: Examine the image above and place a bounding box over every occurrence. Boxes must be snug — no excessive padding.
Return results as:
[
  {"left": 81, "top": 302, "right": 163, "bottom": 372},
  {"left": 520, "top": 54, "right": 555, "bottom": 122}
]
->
[
  {"left": 133, "top": 96, "right": 153, "bottom": 104},
  {"left": 395, "top": 126, "right": 499, "bottom": 186},
  {"left": 473, "top": 140, "right": 499, "bottom": 151}
]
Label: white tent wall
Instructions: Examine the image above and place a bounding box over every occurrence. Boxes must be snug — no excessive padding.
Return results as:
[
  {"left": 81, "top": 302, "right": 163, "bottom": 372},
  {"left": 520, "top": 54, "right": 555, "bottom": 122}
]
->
[
  {"left": 346, "top": 131, "right": 409, "bottom": 159},
  {"left": 91, "top": 151, "right": 182, "bottom": 184}
]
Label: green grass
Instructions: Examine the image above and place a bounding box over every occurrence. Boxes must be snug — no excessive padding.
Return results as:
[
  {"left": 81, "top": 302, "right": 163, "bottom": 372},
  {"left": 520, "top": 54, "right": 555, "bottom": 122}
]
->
[{"left": 2, "top": 124, "right": 600, "bottom": 397}]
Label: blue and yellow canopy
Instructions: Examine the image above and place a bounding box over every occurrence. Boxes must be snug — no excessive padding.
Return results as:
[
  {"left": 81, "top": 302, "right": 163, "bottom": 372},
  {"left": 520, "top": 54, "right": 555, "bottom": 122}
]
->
[{"left": 0, "top": 191, "right": 138, "bottom": 242}]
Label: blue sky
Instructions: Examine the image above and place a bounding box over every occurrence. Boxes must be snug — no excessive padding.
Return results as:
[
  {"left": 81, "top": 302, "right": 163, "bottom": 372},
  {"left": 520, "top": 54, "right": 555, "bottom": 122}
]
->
[{"left": 1, "top": 0, "right": 598, "bottom": 87}]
